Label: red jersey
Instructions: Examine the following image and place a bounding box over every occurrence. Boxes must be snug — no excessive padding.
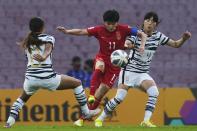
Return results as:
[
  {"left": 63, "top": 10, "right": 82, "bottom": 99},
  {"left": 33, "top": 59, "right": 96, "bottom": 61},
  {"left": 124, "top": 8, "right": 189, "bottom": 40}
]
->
[
  {"left": 87, "top": 24, "right": 135, "bottom": 62},
  {"left": 87, "top": 24, "right": 137, "bottom": 87}
]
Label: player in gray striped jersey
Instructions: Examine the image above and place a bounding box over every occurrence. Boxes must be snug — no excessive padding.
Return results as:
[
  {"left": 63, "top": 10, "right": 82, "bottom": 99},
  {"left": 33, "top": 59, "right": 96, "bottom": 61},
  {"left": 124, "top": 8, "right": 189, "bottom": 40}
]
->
[
  {"left": 95, "top": 12, "right": 191, "bottom": 127},
  {"left": 5, "top": 17, "right": 100, "bottom": 128},
  {"left": 125, "top": 30, "right": 169, "bottom": 73}
]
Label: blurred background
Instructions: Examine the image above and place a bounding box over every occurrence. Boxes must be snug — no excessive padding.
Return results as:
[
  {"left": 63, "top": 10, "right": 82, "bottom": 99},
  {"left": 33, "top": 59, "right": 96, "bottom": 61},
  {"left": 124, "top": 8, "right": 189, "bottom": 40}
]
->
[{"left": 0, "top": 0, "right": 196, "bottom": 89}]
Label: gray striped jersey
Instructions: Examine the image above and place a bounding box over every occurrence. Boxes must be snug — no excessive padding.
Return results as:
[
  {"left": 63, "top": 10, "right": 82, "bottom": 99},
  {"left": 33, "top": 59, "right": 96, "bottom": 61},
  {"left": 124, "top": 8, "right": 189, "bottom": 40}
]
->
[
  {"left": 124, "top": 31, "right": 169, "bottom": 73},
  {"left": 25, "top": 34, "right": 56, "bottom": 79}
]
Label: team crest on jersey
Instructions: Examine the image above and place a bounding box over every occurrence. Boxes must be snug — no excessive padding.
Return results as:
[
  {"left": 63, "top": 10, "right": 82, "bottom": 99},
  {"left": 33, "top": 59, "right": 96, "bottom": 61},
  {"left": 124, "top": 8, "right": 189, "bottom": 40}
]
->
[{"left": 116, "top": 31, "right": 121, "bottom": 40}]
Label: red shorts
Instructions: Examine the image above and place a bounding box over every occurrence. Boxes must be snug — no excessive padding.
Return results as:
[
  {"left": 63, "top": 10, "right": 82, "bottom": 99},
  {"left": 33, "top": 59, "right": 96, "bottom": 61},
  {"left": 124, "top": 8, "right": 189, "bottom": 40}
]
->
[{"left": 94, "top": 55, "right": 120, "bottom": 88}]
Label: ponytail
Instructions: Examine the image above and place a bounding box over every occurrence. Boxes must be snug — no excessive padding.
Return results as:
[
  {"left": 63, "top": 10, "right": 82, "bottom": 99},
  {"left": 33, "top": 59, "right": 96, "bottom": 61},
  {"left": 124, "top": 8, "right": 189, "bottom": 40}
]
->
[
  {"left": 21, "top": 32, "right": 42, "bottom": 53},
  {"left": 20, "top": 17, "right": 45, "bottom": 53}
]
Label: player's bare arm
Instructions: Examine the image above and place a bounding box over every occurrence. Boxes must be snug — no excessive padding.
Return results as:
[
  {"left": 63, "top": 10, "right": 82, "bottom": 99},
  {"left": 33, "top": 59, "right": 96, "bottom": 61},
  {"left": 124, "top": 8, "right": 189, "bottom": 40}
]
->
[
  {"left": 124, "top": 39, "right": 135, "bottom": 49},
  {"left": 33, "top": 43, "right": 52, "bottom": 62},
  {"left": 166, "top": 31, "right": 191, "bottom": 48},
  {"left": 56, "top": 26, "right": 89, "bottom": 35},
  {"left": 137, "top": 31, "right": 147, "bottom": 53}
]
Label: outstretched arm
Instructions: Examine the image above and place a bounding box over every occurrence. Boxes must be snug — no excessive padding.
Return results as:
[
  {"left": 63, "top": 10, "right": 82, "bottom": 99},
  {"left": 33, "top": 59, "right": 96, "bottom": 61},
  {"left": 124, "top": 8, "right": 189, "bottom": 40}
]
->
[
  {"left": 166, "top": 31, "right": 191, "bottom": 48},
  {"left": 57, "top": 26, "right": 89, "bottom": 36}
]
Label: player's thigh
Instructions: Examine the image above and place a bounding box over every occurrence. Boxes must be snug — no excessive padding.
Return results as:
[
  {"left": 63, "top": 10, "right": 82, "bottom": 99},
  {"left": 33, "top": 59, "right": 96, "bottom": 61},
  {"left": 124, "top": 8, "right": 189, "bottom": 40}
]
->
[
  {"left": 95, "top": 59, "right": 105, "bottom": 72},
  {"left": 23, "top": 78, "right": 40, "bottom": 96},
  {"left": 118, "top": 83, "right": 129, "bottom": 91},
  {"left": 140, "top": 80, "right": 156, "bottom": 91},
  {"left": 102, "top": 69, "right": 119, "bottom": 88},
  {"left": 118, "top": 70, "right": 136, "bottom": 88},
  {"left": 94, "top": 83, "right": 110, "bottom": 100},
  {"left": 57, "top": 75, "right": 81, "bottom": 90}
]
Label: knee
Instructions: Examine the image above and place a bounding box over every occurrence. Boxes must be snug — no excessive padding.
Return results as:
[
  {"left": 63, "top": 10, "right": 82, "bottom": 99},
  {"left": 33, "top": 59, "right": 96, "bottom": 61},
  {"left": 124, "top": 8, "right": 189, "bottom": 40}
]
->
[
  {"left": 115, "top": 89, "right": 128, "bottom": 103},
  {"left": 147, "top": 86, "right": 159, "bottom": 97},
  {"left": 96, "top": 65, "right": 104, "bottom": 72},
  {"left": 95, "top": 61, "right": 105, "bottom": 72},
  {"left": 75, "top": 79, "right": 82, "bottom": 87},
  {"left": 154, "top": 88, "right": 159, "bottom": 96}
]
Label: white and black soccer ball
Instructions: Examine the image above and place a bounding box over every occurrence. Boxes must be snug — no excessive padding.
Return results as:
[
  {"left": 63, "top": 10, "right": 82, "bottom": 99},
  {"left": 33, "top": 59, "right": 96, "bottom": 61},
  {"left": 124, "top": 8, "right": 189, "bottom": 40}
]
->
[{"left": 110, "top": 50, "right": 128, "bottom": 67}]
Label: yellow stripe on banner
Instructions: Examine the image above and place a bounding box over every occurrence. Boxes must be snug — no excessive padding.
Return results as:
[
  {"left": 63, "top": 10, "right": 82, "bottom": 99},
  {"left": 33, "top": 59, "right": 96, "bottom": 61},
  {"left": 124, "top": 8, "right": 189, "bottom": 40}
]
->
[{"left": 0, "top": 88, "right": 194, "bottom": 125}]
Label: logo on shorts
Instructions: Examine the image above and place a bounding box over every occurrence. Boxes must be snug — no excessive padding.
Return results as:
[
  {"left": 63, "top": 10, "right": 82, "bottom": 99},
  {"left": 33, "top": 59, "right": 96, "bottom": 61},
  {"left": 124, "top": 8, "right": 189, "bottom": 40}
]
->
[{"left": 116, "top": 31, "right": 121, "bottom": 40}]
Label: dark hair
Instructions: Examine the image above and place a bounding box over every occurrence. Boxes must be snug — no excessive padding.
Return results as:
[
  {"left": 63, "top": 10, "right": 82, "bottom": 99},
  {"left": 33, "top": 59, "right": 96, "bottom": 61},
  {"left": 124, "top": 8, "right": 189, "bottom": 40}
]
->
[
  {"left": 144, "top": 11, "right": 160, "bottom": 25},
  {"left": 103, "top": 9, "right": 119, "bottom": 22},
  {"left": 21, "top": 17, "right": 44, "bottom": 53},
  {"left": 84, "top": 59, "right": 94, "bottom": 72},
  {"left": 72, "top": 56, "right": 81, "bottom": 63},
  {"left": 85, "top": 59, "right": 94, "bottom": 68}
]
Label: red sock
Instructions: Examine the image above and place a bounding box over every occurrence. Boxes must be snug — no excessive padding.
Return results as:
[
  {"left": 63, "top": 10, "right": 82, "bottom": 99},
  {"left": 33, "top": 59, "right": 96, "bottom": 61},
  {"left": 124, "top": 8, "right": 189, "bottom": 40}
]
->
[
  {"left": 90, "top": 69, "right": 103, "bottom": 95},
  {"left": 88, "top": 98, "right": 101, "bottom": 110}
]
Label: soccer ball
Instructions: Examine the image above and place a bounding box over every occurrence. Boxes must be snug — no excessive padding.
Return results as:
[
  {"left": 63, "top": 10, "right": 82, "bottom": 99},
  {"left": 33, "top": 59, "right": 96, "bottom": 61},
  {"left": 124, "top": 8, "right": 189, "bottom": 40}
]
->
[{"left": 110, "top": 50, "right": 128, "bottom": 67}]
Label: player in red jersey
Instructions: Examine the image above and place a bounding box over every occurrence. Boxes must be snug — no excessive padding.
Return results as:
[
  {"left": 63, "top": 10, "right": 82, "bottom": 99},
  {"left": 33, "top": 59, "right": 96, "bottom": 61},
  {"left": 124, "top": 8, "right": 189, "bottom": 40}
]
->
[{"left": 57, "top": 9, "right": 147, "bottom": 126}]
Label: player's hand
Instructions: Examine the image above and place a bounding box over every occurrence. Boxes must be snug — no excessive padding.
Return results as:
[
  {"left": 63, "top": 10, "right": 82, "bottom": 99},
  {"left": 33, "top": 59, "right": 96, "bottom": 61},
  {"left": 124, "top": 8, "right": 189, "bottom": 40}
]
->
[
  {"left": 124, "top": 40, "right": 135, "bottom": 49},
  {"left": 182, "top": 31, "right": 191, "bottom": 41},
  {"left": 33, "top": 54, "right": 46, "bottom": 62},
  {"left": 56, "top": 26, "right": 68, "bottom": 34}
]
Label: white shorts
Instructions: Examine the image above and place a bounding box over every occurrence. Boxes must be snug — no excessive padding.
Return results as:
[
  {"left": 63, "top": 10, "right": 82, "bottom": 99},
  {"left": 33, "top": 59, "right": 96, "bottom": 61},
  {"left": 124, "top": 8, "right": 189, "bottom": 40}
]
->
[
  {"left": 118, "top": 70, "right": 154, "bottom": 88},
  {"left": 23, "top": 74, "right": 61, "bottom": 95}
]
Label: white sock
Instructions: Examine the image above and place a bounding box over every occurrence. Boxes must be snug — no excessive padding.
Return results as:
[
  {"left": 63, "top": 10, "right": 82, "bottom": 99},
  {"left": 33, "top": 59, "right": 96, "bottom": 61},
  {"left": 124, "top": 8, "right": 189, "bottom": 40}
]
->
[
  {"left": 10, "top": 98, "right": 24, "bottom": 118},
  {"left": 144, "top": 110, "right": 152, "bottom": 121},
  {"left": 7, "top": 116, "right": 16, "bottom": 126},
  {"left": 97, "top": 110, "right": 108, "bottom": 121},
  {"left": 105, "top": 88, "right": 127, "bottom": 112},
  {"left": 116, "top": 89, "right": 128, "bottom": 100},
  {"left": 7, "top": 98, "right": 24, "bottom": 125},
  {"left": 147, "top": 86, "right": 159, "bottom": 97},
  {"left": 74, "top": 85, "right": 89, "bottom": 115},
  {"left": 143, "top": 86, "right": 159, "bottom": 121},
  {"left": 98, "top": 88, "right": 128, "bottom": 121},
  {"left": 80, "top": 105, "right": 89, "bottom": 115}
]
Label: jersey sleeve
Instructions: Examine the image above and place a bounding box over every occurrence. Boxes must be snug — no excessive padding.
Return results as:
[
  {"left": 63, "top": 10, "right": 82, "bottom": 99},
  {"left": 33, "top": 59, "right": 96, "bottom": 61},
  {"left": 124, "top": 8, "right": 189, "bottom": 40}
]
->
[
  {"left": 124, "top": 25, "right": 132, "bottom": 36},
  {"left": 44, "top": 35, "right": 55, "bottom": 47},
  {"left": 158, "top": 32, "right": 170, "bottom": 46},
  {"left": 87, "top": 26, "right": 99, "bottom": 37},
  {"left": 127, "top": 35, "right": 137, "bottom": 45},
  {"left": 66, "top": 70, "right": 72, "bottom": 76},
  {"left": 130, "top": 27, "right": 138, "bottom": 36},
  {"left": 124, "top": 25, "right": 138, "bottom": 36}
]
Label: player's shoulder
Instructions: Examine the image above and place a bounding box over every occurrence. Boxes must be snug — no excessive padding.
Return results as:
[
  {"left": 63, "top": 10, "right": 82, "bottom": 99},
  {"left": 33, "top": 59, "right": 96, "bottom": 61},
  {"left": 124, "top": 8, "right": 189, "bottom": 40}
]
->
[
  {"left": 38, "top": 34, "right": 55, "bottom": 43},
  {"left": 153, "top": 31, "right": 165, "bottom": 39},
  {"left": 38, "top": 34, "right": 54, "bottom": 39},
  {"left": 118, "top": 24, "right": 130, "bottom": 29}
]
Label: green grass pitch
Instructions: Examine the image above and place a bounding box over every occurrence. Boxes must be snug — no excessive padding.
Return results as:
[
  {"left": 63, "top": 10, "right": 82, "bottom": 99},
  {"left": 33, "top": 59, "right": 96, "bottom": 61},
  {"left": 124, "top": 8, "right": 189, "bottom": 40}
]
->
[{"left": 0, "top": 125, "right": 197, "bottom": 131}]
